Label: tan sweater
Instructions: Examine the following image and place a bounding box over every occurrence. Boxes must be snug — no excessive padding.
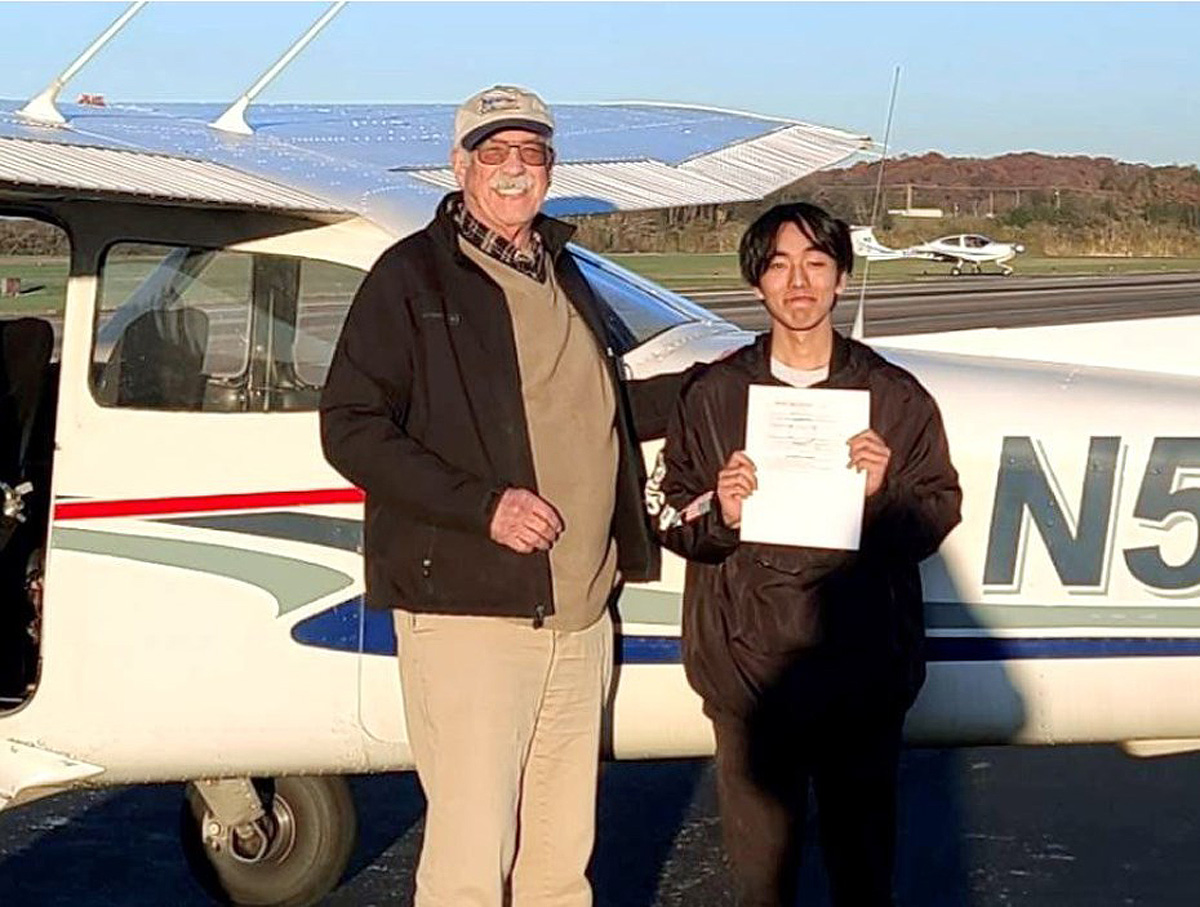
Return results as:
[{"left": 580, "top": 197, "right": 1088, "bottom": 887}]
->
[{"left": 462, "top": 239, "right": 618, "bottom": 631}]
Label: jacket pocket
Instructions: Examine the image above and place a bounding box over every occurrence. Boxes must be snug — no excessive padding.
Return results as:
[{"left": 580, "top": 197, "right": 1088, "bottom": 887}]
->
[
  {"left": 366, "top": 509, "right": 441, "bottom": 607},
  {"left": 719, "top": 545, "right": 849, "bottom": 654},
  {"left": 419, "top": 525, "right": 438, "bottom": 599}
]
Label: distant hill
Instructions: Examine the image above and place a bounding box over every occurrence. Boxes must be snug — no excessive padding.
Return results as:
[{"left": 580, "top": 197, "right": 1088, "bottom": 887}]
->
[
  {"left": 568, "top": 152, "right": 1200, "bottom": 256},
  {"left": 792, "top": 152, "right": 1200, "bottom": 255},
  {"left": 809, "top": 152, "right": 1200, "bottom": 202}
]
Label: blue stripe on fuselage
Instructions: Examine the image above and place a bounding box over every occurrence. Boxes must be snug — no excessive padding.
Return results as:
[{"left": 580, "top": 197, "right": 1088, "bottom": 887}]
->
[{"left": 290, "top": 599, "right": 1200, "bottom": 663}]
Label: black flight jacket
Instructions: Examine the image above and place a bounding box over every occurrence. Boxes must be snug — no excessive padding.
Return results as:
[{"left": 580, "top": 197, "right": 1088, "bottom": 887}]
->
[
  {"left": 652, "top": 332, "right": 962, "bottom": 718},
  {"left": 320, "top": 193, "right": 680, "bottom": 622}
]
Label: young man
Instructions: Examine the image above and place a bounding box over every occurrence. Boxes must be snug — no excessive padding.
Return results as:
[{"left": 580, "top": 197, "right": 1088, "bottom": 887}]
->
[
  {"left": 321, "top": 85, "right": 676, "bottom": 907},
  {"left": 648, "top": 202, "right": 962, "bottom": 906}
]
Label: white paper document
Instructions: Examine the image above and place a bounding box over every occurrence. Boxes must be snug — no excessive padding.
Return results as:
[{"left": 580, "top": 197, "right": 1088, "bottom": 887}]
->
[{"left": 739, "top": 385, "right": 870, "bottom": 550}]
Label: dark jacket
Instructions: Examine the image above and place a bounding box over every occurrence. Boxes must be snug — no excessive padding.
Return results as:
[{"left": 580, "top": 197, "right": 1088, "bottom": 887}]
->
[
  {"left": 652, "top": 331, "right": 962, "bottom": 718},
  {"left": 320, "top": 193, "right": 678, "bottom": 619}
]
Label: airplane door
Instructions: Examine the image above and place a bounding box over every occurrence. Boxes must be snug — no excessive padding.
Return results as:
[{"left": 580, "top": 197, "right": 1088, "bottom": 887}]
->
[
  {"left": 41, "top": 204, "right": 393, "bottom": 768},
  {"left": 0, "top": 212, "right": 69, "bottom": 713}
]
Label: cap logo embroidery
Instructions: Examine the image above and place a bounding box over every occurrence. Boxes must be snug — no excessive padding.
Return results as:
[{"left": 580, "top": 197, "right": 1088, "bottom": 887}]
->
[{"left": 479, "top": 92, "right": 520, "bottom": 114}]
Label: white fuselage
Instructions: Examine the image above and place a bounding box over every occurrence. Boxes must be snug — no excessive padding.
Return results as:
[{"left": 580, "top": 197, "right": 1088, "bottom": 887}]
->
[
  {"left": 2, "top": 195, "right": 1199, "bottom": 812},
  {"left": 913, "top": 234, "right": 1023, "bottom": 267}
]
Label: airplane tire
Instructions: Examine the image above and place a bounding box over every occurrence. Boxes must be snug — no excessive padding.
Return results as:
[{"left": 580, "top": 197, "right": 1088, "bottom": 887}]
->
[{"left": 181, "top": 776, "right": 358, "bottom": 907}]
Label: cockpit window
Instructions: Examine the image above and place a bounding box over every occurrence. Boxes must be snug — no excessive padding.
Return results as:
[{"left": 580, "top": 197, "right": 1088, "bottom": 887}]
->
[
  {"left": 89, "top": 239, "right": 702, "bottom": 411},
  {"left": 94, "top": 245, "right": 249, "bottom": 410},
  {"left": 93, "top": 242, "right": 364, "bottom": 412},
  {"left": 570, "top": 248, "right": 705, "bottom": 355}
]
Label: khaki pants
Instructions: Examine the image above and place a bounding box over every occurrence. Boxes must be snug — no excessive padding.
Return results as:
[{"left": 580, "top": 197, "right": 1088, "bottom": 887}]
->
[{"left": 394, "top": 609, "right": 614, "bottom": 907}]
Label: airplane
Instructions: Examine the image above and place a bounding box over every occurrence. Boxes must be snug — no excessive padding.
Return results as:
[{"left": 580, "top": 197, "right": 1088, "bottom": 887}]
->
[
  {"left": 2, "top": 6, "right": 1199, "bottom": 907},
  {"left": 852, "top": 226, "right": 1026, "bottom": 275}
]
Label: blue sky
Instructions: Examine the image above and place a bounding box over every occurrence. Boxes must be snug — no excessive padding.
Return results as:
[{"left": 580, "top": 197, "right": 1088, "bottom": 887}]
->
[{"left": 4, "top": 2, "right": 1197, "bottom": 165}]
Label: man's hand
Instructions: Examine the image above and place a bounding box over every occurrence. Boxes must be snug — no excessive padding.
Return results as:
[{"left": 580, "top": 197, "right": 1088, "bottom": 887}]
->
[
  {"left": 490, "top": 488, "right": 564, "bottom": 554},
  {"left": 848, "top": 429, "right": 891, "bottom": 497},
  {"left": 716, "top": 451, "right": 757, "bottom": 529}
]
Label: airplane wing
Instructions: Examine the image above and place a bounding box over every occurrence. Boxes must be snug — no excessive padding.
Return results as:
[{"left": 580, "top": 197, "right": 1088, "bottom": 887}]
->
[
  {"left": 0, "top": 99, "right": 871, "bottom": 231},
  {"left": 0, "top": 133, "right": 346, "bottom": 215},
  {"left": 401, "top": 103, "right": 872, "bottom": 215}
]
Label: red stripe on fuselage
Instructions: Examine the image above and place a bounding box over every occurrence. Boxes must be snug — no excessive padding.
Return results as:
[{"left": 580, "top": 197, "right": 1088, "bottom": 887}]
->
[{"left": 54, "top": 488, "right": 365, "bottom": 521}]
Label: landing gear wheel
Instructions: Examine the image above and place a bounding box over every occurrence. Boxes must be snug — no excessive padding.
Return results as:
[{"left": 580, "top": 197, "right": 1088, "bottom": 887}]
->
[
  {"left": 950, "top": 265, "right": 962, "bottom": 276},
  {"left": 181, "top": 776, "right": 357, "bottom": 907}
]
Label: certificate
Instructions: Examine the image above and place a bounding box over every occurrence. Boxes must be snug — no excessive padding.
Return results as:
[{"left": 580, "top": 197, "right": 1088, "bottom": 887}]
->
[{"left": 739, "top": 384, "right": 870, "bottom": 550}]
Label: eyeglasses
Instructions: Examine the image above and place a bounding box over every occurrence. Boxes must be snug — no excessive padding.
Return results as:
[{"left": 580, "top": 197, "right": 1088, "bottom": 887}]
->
[{"left": 474, "top": 141, "right": 553, "bottom": 167}]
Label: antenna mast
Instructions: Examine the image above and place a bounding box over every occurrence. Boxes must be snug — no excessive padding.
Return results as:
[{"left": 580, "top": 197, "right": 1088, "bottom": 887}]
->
[
  {"left": 17, "top": 1, "right": 148, "bottom": 127},
  {"left": 851, "top": 66, "right": 901, "bottom": 341},
  {"left": 210, "top": 1, "right": 348, "bottom": 136}
]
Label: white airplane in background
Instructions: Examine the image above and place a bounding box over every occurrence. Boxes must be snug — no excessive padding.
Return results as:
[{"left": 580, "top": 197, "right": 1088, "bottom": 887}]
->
[
  {"left": 2, "top": 5, "right": 1200, "bottom": 907},
  {"left": 853, "top": 226, "right": 1026, "bottom": 275}
]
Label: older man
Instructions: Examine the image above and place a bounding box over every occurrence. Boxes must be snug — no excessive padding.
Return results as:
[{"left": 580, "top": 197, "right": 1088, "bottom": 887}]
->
[{"left": 320, "top": 85, "right": 675, "bottom": 907}]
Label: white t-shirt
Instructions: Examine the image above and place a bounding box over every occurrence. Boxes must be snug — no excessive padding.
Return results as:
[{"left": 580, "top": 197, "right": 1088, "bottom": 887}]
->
[{"left": 770, "top": 357, "right": 830, "bottom": 388}]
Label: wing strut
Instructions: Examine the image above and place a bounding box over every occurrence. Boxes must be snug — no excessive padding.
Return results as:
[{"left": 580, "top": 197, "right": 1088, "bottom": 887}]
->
[
  {"left": 17, "top": 1, "right": 148, "bottom": 127},
  {"left": 851, "top": 66, "right": 901, "bottom": 341},
  {"left": 210, "top": 1, "right": 348, "bottom": 136}
]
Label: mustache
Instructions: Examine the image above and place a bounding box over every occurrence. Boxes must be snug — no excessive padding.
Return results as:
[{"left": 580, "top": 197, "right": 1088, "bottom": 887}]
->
[{"left": 490, "top": 173, "right": 534, "bottom": 193}]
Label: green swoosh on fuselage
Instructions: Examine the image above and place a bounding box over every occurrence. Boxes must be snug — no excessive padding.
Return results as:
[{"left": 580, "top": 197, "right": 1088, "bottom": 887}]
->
[{"left": 52, "top": 527, "right": 354, "bottom": 617}]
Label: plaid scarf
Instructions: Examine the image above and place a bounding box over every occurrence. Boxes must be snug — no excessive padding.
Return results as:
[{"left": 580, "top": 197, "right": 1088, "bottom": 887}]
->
[{"left": 449, "top": 195, "right": 547, "bottom": 283}]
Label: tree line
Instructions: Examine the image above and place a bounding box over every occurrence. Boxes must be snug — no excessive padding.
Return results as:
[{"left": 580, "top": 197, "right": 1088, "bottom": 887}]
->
[{"left": 567, "top": 153, "right": 1200, "bottom": 257}]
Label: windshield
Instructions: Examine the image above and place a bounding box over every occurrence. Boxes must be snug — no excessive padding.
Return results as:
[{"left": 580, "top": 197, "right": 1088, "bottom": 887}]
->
[{"left": 570, "top": 247, "right": 711, "bottom": 355}]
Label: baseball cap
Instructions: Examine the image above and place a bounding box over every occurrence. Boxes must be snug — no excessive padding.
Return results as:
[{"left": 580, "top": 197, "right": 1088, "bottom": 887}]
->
[{"left": 454, "top": 85, "right": 555, "bottom": 151}]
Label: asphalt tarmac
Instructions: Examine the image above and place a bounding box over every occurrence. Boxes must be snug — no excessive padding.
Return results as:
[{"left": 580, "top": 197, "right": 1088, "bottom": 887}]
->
[
  {"left": 2, "top": 744, "right": 1200, "bottom": 905},
  {"left": 694, "top": 272, "right": 1200, "bottom": 336}
]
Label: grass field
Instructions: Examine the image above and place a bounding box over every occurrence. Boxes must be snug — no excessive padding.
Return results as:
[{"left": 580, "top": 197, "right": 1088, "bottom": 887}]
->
[
  {"left": 1, "top": 251, "right": 364, "bottom": 317},
  {"left": 0, "top": 256, "right": 68, "bottom": 313},
  {"left": 607, "top": 253, "right": 1200, "bottom": 292}
]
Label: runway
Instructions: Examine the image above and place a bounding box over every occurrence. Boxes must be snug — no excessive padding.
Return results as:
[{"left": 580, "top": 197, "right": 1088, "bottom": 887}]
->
[{"left": 692, "top": 272, "right": 1200, "bottom": 336}]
